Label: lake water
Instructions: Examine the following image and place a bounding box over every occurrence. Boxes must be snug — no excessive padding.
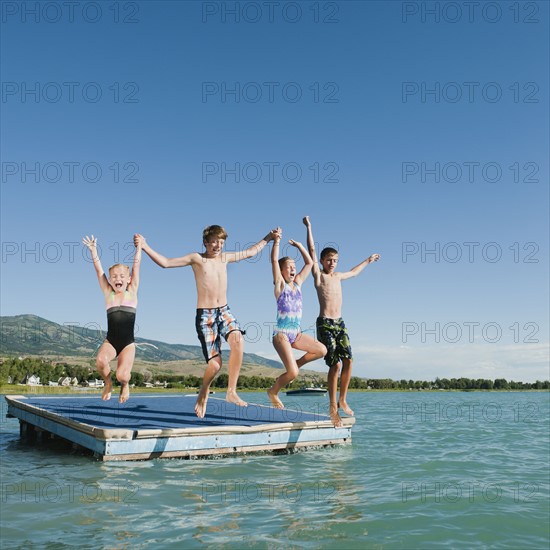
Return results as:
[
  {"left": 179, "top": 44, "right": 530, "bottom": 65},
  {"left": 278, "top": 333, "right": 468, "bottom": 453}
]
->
[{"left": 1, "top": 391, "right": 549, "bottom": 549}]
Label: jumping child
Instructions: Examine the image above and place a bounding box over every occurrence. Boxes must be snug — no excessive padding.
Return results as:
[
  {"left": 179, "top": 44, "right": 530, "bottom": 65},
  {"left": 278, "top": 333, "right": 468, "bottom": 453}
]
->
[
  {"left": 134, "top": 226, "right": 277, "bottom": 418},
  {"left": 82, "top": 235, "right": 141, "bottom": 403},
  {"left": 304, "top": 216, "right": 380, "bottom": 426},
  {"left": 267, "top": 227, "right": 327, "bottom": 409}
]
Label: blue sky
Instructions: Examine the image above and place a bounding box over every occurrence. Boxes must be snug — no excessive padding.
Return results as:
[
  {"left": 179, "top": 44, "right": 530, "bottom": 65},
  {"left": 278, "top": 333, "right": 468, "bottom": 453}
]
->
[{"left": 1, "top": 0, "right": 548, "bottom": 382}]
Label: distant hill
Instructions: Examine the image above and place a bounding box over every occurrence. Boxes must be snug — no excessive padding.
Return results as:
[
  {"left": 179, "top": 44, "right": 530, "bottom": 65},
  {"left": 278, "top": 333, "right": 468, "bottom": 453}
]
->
[{"left": 0, "top": 314, "right": 283, "bottom": 370}]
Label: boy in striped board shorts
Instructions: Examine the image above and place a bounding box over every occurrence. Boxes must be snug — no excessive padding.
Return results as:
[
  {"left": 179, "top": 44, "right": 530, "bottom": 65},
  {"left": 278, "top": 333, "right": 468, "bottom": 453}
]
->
[{"left": 135, "top": 225, "right": 277, "bottom": 418}]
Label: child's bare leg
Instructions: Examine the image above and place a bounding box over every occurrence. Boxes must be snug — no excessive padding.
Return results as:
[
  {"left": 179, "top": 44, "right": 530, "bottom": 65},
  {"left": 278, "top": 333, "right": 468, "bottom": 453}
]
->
[
  {"left": 268, "top": 334, "right": 298, "bottom": 409},
  {"left": 116, "top": 344, "right": 135, "bottom": 404},
  {"left": 294, "top": 334, "right": 327, "bottom": 369},
  {"left": 338, "top": 358, "right": 354, "bottom": 416},
  {"left": 226, "top": 331, "right": 247, "bottom": 407},
  {"left": 96, "top": 342, "right": 116, "bottom": 400},
  {"left": 266, "top": 386, "right": 285, "bottom": 409},
  {"left": 195, "top": 356, "right": 222, "bottom": 418},
  {"left": 327, "top": 362, "right": 343, "bottom": 427}
]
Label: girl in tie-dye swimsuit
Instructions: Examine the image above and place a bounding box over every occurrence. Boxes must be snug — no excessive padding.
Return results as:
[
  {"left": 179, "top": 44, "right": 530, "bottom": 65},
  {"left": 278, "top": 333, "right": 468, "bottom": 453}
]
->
[
  {"left": 266, "top": 227, "right": 327, "bottom": 410},
  {"left": 273, "top": 282, "right": 303, "bottom": 344}
]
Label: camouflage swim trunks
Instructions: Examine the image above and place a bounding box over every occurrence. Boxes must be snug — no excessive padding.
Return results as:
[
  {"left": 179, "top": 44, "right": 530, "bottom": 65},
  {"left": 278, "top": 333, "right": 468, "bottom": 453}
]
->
[{"left": 316, "top": 317, "right": 352, "bottom": 367}]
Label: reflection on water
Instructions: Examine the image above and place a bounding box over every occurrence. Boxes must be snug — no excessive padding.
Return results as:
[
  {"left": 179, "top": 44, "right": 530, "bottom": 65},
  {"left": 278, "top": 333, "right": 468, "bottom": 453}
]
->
[{"left": 1, "top": 392, "right": 548, "bottom": 549}]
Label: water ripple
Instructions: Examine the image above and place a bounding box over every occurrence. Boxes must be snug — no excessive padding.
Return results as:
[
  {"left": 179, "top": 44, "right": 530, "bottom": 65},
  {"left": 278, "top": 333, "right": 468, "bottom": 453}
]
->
[{"left": 1, "top": 392, "right": 548, "bottom": 549}]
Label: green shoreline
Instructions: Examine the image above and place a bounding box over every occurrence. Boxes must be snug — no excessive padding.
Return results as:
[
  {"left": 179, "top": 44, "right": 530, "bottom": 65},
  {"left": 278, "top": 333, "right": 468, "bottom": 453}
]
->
[{"left": 1, "top": 385, "right": 547, "bottom": 396}]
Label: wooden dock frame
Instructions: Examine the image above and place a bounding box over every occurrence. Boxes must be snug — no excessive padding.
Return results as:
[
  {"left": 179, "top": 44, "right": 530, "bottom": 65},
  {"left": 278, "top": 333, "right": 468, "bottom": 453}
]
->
[{"left": 5, "top": 395, "right": 355, "bottom": 461}]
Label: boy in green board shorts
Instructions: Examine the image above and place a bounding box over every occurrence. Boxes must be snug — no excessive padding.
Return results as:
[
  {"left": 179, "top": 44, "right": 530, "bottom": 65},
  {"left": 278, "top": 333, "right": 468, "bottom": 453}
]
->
[{"left": 304, "top": 216, "right": 380, "bottom": 427}]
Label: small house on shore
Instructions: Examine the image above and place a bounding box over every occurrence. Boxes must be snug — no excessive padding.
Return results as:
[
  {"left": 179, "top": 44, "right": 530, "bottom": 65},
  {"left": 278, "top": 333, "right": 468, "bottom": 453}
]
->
[{"left": 24, "top": 375, "right": 41, "bottom": 386}]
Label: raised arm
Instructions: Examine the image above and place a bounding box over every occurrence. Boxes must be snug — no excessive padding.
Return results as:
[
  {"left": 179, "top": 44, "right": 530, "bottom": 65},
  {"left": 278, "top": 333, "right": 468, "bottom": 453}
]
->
[
  {"left": 225, "top": 229, "right": 277, "bottom": 263},
  {"left": 340, "top": 253, "right": 381, "bottom": 280},
  {"left": 134, "top": 234, "right": 194, "bottom": 268},
  {"left": 290, "top": 240, "right": 313, "bottom": 286},
  {"left": 271, "top": 229, "right": 285, "bottom": 297},
  {"left": 128, "top": 238, "right": 142, "bottom": 291},
  {"left": 82, "top": 235, "right": 110, "bottom": 293},
  {"left": 303, "top": 216, "right": 321, "bottom": 284}
]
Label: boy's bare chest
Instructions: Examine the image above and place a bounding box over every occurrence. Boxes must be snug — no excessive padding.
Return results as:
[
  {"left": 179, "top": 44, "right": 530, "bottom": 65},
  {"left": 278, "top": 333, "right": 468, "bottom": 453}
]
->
[
  {"left": 194, "top": 260, "right": 227, "bottom": 281},
  {"left": 320, "top": 275, "right": 341, "bottom": 294}
]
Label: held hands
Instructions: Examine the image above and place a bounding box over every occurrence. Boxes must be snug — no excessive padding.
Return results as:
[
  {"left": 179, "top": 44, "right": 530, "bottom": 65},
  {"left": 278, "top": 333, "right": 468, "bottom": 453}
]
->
[
  {"left": 270, "top": 227, "right": 282, "bottom": 242},
  {"left": 134, "top": 233, "right": 146, "bottom": 248}
]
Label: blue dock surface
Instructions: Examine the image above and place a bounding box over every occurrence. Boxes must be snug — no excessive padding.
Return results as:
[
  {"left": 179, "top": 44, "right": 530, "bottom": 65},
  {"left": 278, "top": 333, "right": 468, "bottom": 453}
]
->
[{"left": 5, "top": 394, "right": 354, "bottom": 461}]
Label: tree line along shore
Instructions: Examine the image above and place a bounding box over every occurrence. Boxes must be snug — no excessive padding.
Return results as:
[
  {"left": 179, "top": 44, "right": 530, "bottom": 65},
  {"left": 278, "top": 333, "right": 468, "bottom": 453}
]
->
[{"left": 1, "top": 357, "right": 548, "bottom": 392}]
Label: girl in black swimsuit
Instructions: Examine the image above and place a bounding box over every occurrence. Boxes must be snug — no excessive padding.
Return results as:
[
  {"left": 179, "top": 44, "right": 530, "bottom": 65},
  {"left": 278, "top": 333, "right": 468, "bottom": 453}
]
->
[{"left": 83, "top": 235, "right": 141, "bottom": 404}]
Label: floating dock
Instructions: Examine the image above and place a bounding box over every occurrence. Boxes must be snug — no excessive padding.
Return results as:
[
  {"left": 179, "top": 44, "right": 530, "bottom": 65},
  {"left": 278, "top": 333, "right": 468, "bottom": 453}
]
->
[{"left": 4, "top": 394, "right": 354, "bottom": 461}]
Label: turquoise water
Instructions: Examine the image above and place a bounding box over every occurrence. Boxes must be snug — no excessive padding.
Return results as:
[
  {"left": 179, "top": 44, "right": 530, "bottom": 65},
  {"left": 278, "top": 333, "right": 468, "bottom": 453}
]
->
[{"left": 1, "top": 391, "right": 549, "bottom": 549}]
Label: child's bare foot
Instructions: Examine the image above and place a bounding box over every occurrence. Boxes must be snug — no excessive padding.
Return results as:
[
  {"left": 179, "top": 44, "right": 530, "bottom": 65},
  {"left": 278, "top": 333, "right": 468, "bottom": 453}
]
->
[
  {"left": 194, "top": 388, "right": 209, "bottom": 419},
  {"left": 101, "top": 378, "right": 112, "bottom": 401},
  {"left": 267, "top": 388, "right": 284, "bottom": 409},
  {"left": 119, "top": 383, "right": 130, "bottom": 404},
  {"left": 330, "top": 405, "right": 343, "bottom": 428},
  {"left": 226, "top": 390, "right": 247, "bottom": 407},
  {"left": 338, "top": 401, "right": 354, "bottom": 416}
]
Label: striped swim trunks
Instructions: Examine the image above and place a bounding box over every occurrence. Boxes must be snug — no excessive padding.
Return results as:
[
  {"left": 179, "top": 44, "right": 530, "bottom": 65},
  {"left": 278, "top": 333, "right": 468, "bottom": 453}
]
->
[{"left": 195, "top": 304, "right": 243, "bottom": 362}]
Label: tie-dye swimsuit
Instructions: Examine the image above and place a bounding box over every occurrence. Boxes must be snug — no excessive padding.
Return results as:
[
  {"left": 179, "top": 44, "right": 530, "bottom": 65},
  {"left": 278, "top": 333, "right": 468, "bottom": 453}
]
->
[
  {"left": 105, "top": 290, "right": 137, "bottom": 356},
  {"left": 273, "top": 283, "right": 302, "bottom": 344}
]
